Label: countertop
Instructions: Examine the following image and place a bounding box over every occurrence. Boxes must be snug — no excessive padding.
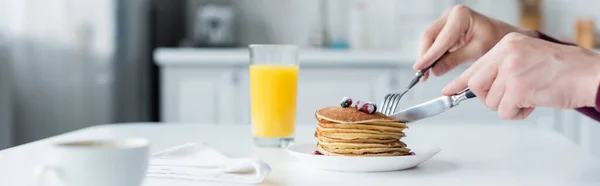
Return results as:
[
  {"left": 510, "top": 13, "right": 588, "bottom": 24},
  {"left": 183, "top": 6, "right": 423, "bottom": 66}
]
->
[
  {"left": 154, "top": 47, "right": 600, "bottom": 67},
  {"left": 154, "top": 48, "right": 417, "bottom": 67},
  {"left": 1, "top": 121, "right": 599, "bottom": 186}
]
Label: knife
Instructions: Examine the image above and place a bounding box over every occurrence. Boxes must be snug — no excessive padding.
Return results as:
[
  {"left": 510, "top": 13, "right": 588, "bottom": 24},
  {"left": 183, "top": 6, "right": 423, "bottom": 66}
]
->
[{"left": 390, "top": 88, "right": 476, "bottom": 122}]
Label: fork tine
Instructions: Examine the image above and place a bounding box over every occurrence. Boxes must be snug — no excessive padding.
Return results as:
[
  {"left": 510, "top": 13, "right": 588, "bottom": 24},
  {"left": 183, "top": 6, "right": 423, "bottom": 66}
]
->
[
  {"left": 389, "top": 91, "right": 406, "bottom": 114},
  {"left": 387, "top": 94, "right": 402, "bottom": 115},
  {"left": 383, "top": 94, "right": 392, "bottom": 115},
  {"left": 387, "top": 94, "right": 399, "bottom": 114},
  {"left": 388, "top": 93, "right": 401, "bottom": 115},
  {"left": 381, "top": 89, "right": 410, "bottom": 115},
  {"left": 381, "top": 94, "right": 390, "bottom": 113},
  {"left": 385, "top": 95, "right": 396, "bottom": 115},
  {"left": 380, "top": 94, "right": 393, "bottom": 113},
  {"left": 381, "top": 93, "right": 399, "bottom": 115},
  {"left": 380, "top": 54, "right": 444, "bottom": 115}
]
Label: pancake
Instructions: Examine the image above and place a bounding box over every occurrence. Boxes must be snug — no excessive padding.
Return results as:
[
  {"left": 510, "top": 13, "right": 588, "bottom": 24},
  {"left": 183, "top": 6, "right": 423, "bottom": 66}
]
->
[
  {"left": 313, "top": 106, "right": 412, "bottom": 156},
  {"left": 316, "top": 134, "right": 401, "bottom": 144},
  {"left": 317, "top": 149, "right": 410, "bottom": 156},
  {"left": 317, "top": 140, "right": 407, "bottom": 149},
  {"left": 316, "top": 126, "right": 405, "bottom": 137},
  {"left": 317, "top": 144, "right": 410, "bottom": 156},
  {"left": 318, "top": 123, "right": 405, "bottom": 134},
  {"left": 315, "top": 106, "right": 402, "bottom": 123},
  {"left": 317, "top": 118, "right": 408, "bottom": 128},
  {"left": 318, "top": 122, "right": 406, "bottom": 133},
  {"left": 316, "top": 127, "right": 405, "bottom": 139},
  {"left": 318, "top": 145, "right": 410, "bottom": 154},
  {"left": 317, "top": 117, "right": 409, "bottom": 128}
]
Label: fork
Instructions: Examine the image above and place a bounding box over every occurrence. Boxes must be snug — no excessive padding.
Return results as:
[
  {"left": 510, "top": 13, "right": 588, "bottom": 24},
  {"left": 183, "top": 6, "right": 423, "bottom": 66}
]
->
[{"left": 380, "top": 53, "right": 446, "bottom": 115}]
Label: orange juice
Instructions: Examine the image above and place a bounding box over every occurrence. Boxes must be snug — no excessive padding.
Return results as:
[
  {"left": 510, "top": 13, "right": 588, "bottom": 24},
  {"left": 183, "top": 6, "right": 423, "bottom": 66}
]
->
[{"left": 249, "top": 64, "right": 298, "bottom": 138}]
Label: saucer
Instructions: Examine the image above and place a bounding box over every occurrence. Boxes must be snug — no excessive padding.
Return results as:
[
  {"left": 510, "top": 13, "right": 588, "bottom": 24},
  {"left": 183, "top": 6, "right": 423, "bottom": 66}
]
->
[{"left": 286, "top": 142, "right": 440, "bottom": 172}]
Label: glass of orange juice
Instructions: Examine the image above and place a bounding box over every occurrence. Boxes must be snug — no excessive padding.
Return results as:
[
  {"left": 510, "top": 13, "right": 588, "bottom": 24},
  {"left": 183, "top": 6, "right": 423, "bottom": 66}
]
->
[{"left": 249, "top": 44, "right": 298, "bottom": 148}]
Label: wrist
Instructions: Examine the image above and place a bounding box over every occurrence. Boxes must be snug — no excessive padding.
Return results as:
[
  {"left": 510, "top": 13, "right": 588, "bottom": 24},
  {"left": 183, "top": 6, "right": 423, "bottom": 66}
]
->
[
  {"left": 592, "top": 62, "right": 600, "bottom": 108},
  {"left": 517, "top": 28, "right": 538, "bottom": 38},
  {"left": 581, "top": 53, "right": 600, "bottom": 108},
  {"left": 489, "top": 18, "right": 535, "bottom": 40},
  {"left": 582, "top": 80, "right": 600, "bottom": 109},
  {"left": 497, "top": 19, "right": 537, "bottom": 38}
]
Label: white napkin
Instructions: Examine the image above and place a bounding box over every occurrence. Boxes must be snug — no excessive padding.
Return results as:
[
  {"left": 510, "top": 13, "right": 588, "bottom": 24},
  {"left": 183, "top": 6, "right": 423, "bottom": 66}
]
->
[{"left": 147, "top": 143, "right": 271, "bottom": 184}]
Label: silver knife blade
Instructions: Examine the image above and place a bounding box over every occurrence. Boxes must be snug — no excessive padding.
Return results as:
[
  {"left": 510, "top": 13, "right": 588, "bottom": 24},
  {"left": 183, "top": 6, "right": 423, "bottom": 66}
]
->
[{"left": 389, "top": 96, "right": 453, "bottom": 122}]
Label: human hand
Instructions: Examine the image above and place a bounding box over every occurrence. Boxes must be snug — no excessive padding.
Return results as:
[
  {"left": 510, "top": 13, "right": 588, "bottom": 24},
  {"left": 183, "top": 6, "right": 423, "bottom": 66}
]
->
[
  {"left": 414, "top": 5, "right": 537, "bottom": 81},
  {"left": 442, "top": 32, "right": 600, "bottom": 120}
]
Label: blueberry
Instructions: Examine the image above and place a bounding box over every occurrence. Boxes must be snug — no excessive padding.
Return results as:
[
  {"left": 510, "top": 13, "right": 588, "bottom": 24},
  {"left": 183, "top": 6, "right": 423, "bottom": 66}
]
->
[
  {"left": 367, "top": 102, "right": 377, "bottom": 114},
  {"left": 340, "top": 97, "right": 353, "bottom": 108}
]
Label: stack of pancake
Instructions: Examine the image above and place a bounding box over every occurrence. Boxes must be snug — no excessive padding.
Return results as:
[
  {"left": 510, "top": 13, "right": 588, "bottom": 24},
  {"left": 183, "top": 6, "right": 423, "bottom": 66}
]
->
[{"left": 314, "top": 106, "right": 411, "bottom": 156}]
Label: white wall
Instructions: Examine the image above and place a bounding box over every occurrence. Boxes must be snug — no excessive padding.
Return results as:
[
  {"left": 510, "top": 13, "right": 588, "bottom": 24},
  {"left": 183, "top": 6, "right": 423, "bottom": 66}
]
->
[
  {"left": 232, "top": 0, "right": 453, "bottom": 53},
  {"left": 542, "top": 0, "right": 600, "bottom": 41},
  {"left": 232, "top": 0, "right": 600, "bottom": 51}
]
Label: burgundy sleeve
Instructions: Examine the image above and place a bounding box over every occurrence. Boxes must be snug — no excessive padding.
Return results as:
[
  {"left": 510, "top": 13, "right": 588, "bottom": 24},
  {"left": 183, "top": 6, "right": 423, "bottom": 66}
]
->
[{"left": 535, "top": 31, "right": 600, "bottom": 122}]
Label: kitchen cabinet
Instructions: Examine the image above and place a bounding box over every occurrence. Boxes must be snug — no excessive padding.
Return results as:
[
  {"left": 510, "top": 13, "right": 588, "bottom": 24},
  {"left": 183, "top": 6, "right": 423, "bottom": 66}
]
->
[
  {"left": 155, "top": 48, "right": 553, "bottom": 125},
  {"left": 296, "top": 67, "right": 395, "bottom": 124},
  {"left": 243, "top": 67, "right": 403, "bottom": 125},
  {"left": 156, "top": 49, "right": 415, "bottom": 124},
  {"left": 161, "top": 64, "right": 405, "bottom": 125},
  {"left": 161, "top": 67, "right": 237, "bottom": 124}
]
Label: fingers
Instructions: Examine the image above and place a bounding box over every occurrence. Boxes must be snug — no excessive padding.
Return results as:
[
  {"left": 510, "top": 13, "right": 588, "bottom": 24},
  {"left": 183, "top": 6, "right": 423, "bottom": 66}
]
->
[
  {"left": 418, "top": 17, "right": 448, "bottom": 60},
  {"left": 498, "top": 96, "right": 519, "bottom": 120},
  {"left": 431, "top": 62, "right": 447, "bottom": 77},
  {"left": 430, "top": 43, "right": 478, "bottom": 76},
  {"left": 441, "top": 51, "right": 487, "bottom": 96},
  {"left": 497, "top": 93, "right": 533, "bottom": 120},
  {"left": 441, "top": 63, "right": 476, "bottom": 96},
  {"left": 415, "top": 6, "right": 470, "bottom": 70},
  {"left": 467, "top": 61, "right": 498, "bottom": 103},
  {"left": 484, "top": 75, "right": 505, "bottom": 111},
  {"left": 420, "top": 71, "right": 430, "bottom": 82},
  {"left": 441, "top": 38, "right": 501, "bottom": 96},
  {"left": 415, "top": 8, "right": 452, "bottom": 83},
  {"left": 448, "top": 33, "right": 468, "bottom": 52},
  {"left": 417, "top": 7, "right": 453, "bottom": 60},
  {"left": 416, "top": 5, "right": 471, "bottom": 71},
  {"left": 521, "top": 108, "right": 535, "bottom": 119}
]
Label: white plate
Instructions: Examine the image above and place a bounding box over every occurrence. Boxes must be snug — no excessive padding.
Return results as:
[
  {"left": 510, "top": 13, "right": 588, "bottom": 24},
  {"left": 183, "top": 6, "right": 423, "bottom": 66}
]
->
[{"left": 286, "top": 142, "right": 440, "bottom": 172}]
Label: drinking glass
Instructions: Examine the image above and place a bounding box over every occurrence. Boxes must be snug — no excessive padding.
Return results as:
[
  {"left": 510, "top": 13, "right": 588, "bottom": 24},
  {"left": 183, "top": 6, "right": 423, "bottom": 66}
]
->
[{"left": 249, "top": 45, "right": 298, "bottom": 147}]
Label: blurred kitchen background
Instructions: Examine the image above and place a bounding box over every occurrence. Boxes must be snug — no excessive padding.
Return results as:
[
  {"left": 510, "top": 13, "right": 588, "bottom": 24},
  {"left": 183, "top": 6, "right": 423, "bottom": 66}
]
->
[{"left": 0, "top": 0, "right": 600, "bottom": 156}]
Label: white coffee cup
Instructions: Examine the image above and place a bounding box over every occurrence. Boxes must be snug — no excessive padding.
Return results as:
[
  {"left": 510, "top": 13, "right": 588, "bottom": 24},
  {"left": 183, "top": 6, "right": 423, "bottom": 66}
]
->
[{"left": 35, "top": 138, "right": 150, "bottom": 186}]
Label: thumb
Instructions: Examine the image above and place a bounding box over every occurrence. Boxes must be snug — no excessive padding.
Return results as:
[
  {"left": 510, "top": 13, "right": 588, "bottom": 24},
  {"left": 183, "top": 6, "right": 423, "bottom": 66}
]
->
[{"left": 431, "top": 44, "right": 478, "bottom": 76}]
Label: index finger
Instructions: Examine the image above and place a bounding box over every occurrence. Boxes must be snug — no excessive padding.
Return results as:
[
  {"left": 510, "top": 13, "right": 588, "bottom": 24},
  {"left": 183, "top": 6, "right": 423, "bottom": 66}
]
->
[
  {"left": 417, "top": 8, "right": 452, "bottom": 60},
  {"left": 442, "top": 43, "right": 499, "bottom": 96},
  {"left": 441, "top": 48, "right": 490, "bottom": 95},
  {"left": 415, "top": 6, "right": 471, "bottom": 70},
  {"left": 441, "top": 62, "right": 477, "bottom": 96}
]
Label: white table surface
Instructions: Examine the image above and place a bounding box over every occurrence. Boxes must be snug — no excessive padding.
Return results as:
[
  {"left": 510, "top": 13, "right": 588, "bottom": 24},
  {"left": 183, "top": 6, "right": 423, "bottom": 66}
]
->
[{"left": 1, "top": 122, "right": 599, "bottom": 186}]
